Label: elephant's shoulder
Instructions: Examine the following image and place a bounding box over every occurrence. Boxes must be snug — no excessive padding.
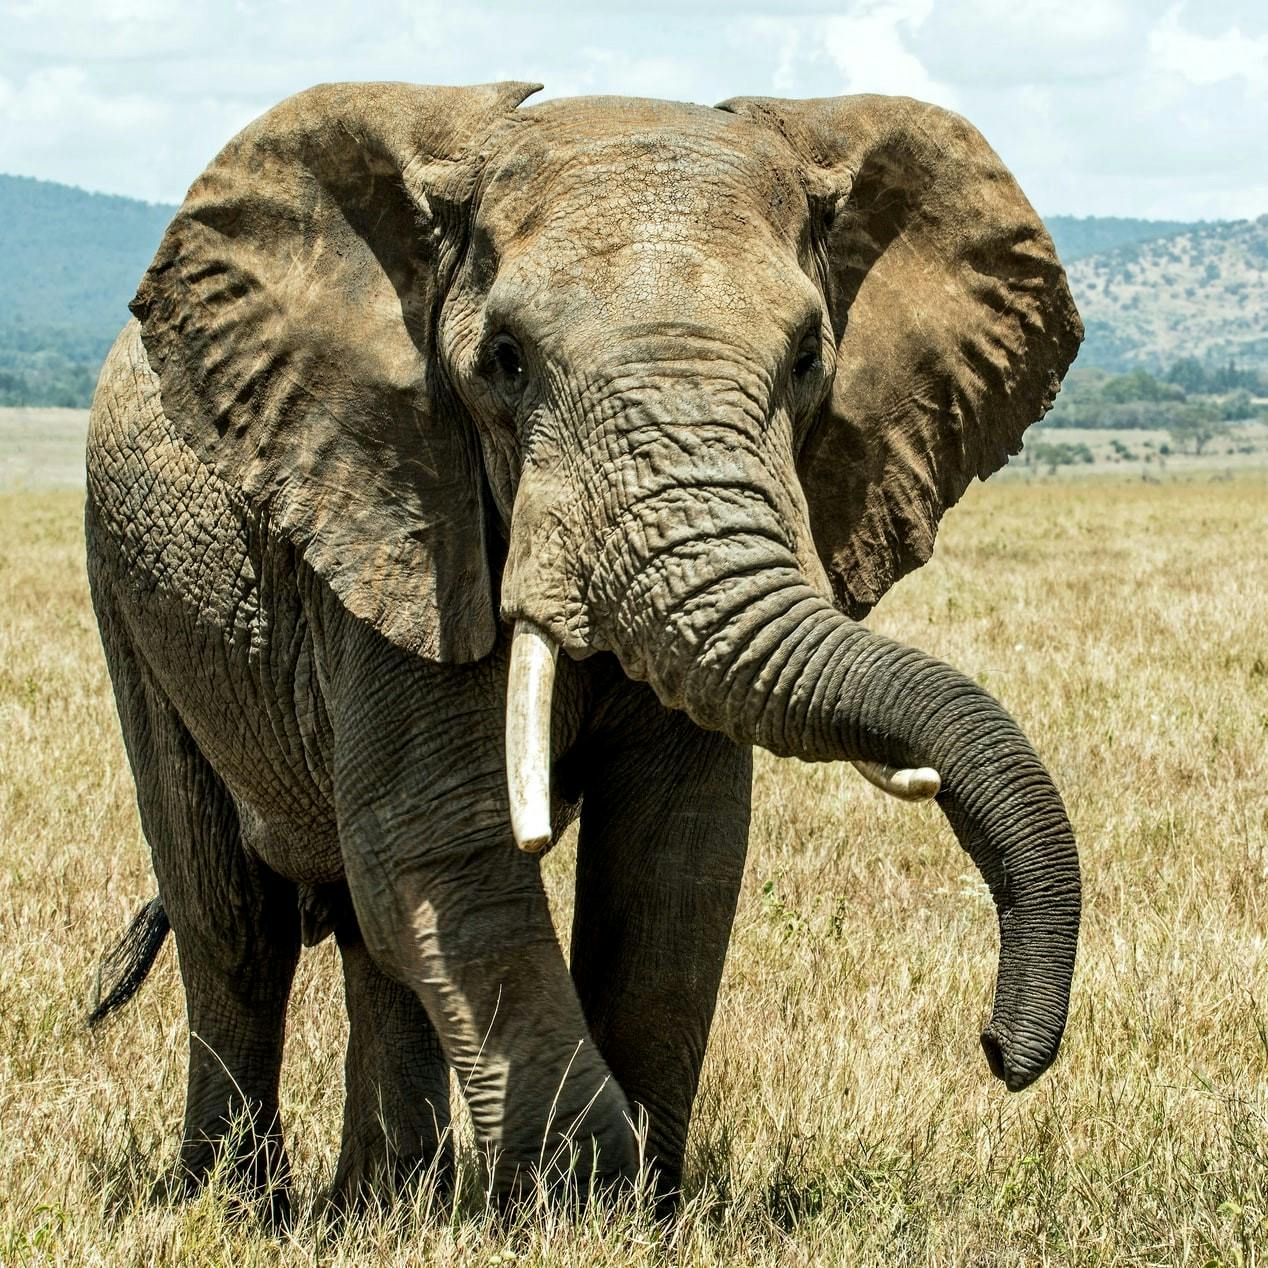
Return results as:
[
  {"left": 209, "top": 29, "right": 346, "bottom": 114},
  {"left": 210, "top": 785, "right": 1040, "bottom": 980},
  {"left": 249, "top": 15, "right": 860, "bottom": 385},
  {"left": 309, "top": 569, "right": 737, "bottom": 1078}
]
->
[
  {"left": 88, "top": 320, "right": 236, "bottom": 509},
  {"left": 86, "top": 320, "right": 258, "bottom": 632}
]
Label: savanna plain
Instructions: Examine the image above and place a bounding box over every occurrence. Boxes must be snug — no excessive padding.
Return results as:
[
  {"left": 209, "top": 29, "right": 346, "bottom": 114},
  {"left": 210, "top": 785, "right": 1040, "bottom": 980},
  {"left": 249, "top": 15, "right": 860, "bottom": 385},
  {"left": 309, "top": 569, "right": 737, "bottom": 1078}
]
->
[{"left": 1, "top": 408, "right": 1266, "bottom": 1267}]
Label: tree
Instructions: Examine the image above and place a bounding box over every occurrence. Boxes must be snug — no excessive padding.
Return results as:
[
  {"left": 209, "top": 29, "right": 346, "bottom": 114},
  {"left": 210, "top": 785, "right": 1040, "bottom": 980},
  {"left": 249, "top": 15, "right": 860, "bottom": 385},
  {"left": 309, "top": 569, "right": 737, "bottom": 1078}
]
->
[
  {"left": 1028, "top": 441, "right": 1095, "bottom": 475},
  {"left": 1166, "top": 402, "right": 1230, "bottom": 455},
  {"left": 1218, "top": 389, "right": 1254, "bottom": 421}
]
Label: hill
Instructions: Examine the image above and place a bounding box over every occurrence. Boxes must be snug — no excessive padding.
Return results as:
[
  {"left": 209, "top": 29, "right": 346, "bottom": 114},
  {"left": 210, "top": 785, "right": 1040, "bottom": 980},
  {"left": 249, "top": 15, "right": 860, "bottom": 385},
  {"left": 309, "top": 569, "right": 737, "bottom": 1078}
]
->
[
  {"left": 1, "top": 173, "right": 1265, "bottom": 402},
  {"left": 0, "top": 175, "right": 175, "bottom": 406},
  {"left": 0, "top": 174, "right": 176, "bottom": 330},
  {"left": 1066, "top": 217, "right": 1268, "bottom": 373},
  {"left": 1045, "top": 215, "right": 1201, "bottom": 263}
]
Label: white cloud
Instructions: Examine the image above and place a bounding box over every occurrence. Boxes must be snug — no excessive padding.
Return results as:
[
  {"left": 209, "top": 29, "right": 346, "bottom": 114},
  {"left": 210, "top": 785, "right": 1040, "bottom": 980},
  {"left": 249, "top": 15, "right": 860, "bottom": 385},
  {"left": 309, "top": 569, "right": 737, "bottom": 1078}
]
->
[
  {"left": 0, "top": 0, "right": 1264, "bottom": 218},
  {"left": 911, "top": 0, "right": 1149, "bottom": 86},
  {"left": 896, "top": 0, "right": 1268, "bottom": 217},
  {"left": 1149, "top": 2, "right": 1268, "bottom": 91},
  {"left": 819, "top": 2, "right": 950, "bottom": 103}
]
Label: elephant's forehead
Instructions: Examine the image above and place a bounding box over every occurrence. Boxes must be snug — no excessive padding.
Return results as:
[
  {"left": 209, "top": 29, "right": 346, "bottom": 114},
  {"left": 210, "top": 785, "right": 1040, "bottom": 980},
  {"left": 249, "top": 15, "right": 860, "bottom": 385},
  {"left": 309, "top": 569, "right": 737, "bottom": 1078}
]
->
[{"left": 482, "top": 97, "right": 807, "bottom": 251}]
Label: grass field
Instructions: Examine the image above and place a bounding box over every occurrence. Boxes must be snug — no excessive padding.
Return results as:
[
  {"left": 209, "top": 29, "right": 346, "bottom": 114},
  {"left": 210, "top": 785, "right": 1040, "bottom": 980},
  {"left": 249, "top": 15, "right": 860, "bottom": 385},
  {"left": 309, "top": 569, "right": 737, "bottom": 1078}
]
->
[
  {"left": 0, "top": 409, "right": 94, "bottom": 493},
  {"left": 1, "top": 410, "right": 1266, "bottom": 1265}
]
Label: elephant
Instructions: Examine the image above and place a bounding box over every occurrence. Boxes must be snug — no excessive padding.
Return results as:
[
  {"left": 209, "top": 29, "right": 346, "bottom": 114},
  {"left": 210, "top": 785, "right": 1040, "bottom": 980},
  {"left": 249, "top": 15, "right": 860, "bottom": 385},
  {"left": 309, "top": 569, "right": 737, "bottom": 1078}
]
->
[{"left": 85, "top": 80, "right": 1083, "bottom": 1218}]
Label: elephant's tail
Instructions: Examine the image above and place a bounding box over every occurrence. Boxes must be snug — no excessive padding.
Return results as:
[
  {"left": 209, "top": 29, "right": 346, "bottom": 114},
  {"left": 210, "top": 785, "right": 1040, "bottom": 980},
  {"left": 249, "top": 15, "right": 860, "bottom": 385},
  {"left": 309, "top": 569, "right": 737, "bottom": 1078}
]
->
[{"left": 87, "top": 897, "right": 171, "bottom": 1028}]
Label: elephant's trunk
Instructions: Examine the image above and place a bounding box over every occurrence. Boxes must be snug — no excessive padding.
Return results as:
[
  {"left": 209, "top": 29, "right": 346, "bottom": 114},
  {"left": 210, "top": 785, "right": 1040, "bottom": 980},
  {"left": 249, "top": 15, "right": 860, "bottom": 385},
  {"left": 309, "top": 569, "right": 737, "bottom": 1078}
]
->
[
  {"left": 571, "top": 498, "right": 1080, "bottom": 1091},
  {"left": 500, "top": 361, "right": 1079, "bottom": 1088}
]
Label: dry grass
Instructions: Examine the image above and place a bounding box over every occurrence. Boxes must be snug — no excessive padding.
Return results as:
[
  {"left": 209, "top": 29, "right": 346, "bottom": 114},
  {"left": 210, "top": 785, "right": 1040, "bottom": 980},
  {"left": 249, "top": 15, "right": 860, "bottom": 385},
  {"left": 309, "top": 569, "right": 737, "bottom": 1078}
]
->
[
  {"left": 1, "top": 470, "right": 1266, "bottom": 1265},
  {"left": 0, "top": 410, "right": 93, "bottom": 493}
]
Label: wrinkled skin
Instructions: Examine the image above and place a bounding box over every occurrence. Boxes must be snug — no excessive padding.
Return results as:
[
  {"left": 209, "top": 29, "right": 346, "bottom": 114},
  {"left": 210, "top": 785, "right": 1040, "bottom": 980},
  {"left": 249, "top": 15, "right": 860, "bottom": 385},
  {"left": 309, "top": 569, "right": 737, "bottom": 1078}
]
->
[{"left": 86, "top": 82, "right": 1083, "bottom": 1215}]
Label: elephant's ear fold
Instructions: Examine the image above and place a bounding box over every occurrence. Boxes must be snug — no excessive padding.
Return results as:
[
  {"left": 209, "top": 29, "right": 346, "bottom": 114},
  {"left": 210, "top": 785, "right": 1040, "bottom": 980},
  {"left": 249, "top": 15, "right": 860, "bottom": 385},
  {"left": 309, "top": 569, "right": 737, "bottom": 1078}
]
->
[
  {"left": 719, "top": 94, "right": 1083, "bottom": 617},
  {"left": 131, "top": 81, "right": 540, "bottom": 661}
]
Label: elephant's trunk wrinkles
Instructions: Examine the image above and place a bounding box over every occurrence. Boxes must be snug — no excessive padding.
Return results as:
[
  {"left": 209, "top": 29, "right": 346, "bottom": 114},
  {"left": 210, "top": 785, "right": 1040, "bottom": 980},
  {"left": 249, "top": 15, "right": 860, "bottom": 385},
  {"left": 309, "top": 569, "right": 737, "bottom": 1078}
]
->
[{"left": 587, "top": 493, "right": 1081, "bottom": 1091}]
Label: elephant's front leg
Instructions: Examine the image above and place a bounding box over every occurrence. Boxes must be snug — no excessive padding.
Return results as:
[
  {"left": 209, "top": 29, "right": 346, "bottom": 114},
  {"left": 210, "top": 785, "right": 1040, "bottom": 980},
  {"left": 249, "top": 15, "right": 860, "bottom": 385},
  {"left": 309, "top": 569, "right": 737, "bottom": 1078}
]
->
[
  {"left": 570, "top": 685, "right": 752, "bottom": 1200},
  {"left": 329, "top": 631, "right": 637, "bottom": 1204},
  {"left": 329, "top": 911, "right": 453, "bottom": 1213}
]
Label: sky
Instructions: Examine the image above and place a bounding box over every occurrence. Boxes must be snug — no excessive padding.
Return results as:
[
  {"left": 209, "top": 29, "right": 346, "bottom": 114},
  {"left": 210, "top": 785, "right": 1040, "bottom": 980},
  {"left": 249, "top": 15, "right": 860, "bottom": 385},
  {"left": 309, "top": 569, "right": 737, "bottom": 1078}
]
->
[{"left": 0, "top": 0, "right": 1265, "bottom": 220}]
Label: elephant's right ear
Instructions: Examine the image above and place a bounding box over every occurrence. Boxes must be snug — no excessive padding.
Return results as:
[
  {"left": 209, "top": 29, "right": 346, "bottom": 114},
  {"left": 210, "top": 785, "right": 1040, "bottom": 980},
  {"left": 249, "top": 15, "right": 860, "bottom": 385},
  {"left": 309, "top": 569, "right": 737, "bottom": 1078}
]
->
[{"left": 131, "top": 80, "right": 540, "bottom": 662}]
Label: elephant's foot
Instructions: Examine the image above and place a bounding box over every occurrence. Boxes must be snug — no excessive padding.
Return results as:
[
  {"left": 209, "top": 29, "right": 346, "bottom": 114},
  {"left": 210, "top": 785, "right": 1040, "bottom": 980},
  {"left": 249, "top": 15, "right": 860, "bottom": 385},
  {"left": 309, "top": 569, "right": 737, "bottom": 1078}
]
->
[
  {"left": 487, "top": 1087, "right": 644, "bottom": 1216},
  {"left": 155, "top": 1117, "right": 292, "bottom": 1229},
  {"left": 326, "top": 1123, "right": 453, "bottom": 1218}
]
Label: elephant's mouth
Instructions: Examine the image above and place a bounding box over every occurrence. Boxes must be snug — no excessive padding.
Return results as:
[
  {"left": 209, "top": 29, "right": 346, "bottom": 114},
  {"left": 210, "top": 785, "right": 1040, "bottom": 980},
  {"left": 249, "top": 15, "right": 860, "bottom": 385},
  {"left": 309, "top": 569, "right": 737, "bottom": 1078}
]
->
[{"left": 504, "top": 618, "right": 942, "bottom": 856}]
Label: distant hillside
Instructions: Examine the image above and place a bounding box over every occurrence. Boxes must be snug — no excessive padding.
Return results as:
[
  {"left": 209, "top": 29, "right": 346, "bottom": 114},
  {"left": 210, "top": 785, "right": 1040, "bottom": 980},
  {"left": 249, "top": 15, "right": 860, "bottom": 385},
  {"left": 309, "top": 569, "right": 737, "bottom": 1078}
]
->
[
  {"left": 0, "top": 175, "right": 174, "bottom": 406},
  {"left": 1046, "top": 215, "right": 1201, "bottom": 263},
  {"left": 0, "top": 173, "right": 1265, "bottom": 403},
  {"left": 1066, "top": 217, "right": 1268, "bottom": 373},
  {"left": 0, "top": 174, "right": 175, "bottom": 329}
]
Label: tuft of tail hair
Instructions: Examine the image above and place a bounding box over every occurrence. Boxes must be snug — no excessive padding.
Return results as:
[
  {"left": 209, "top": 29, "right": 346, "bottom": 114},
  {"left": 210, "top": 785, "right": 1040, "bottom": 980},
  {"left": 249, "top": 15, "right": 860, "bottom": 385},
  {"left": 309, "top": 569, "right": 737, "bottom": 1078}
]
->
[{"left": 87, "top": 897, "right": 171, "bottom": 1028}]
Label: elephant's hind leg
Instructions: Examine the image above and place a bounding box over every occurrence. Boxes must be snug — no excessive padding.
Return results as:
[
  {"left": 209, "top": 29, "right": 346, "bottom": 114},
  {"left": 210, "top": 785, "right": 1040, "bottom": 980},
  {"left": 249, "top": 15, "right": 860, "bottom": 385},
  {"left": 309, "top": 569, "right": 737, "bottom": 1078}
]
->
[
  {"left": 329, "top": 914, "right": 453, "bottom": 1214},
  {"left": 167, "top": 844, "right": 300, "bottom": 1226},
  {"left": 106, "top": 633, "right": 301, "bottom": 1223}
]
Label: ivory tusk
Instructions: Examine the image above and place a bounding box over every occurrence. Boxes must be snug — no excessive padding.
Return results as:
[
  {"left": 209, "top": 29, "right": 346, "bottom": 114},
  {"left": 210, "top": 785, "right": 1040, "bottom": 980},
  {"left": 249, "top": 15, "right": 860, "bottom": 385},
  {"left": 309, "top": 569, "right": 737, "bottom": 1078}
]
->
[
  {"left": 851, "top": 759, "right": 941, "bottom": 802},
  {"left": 506, "top": 620, "right": 559, "bottom": 853}
]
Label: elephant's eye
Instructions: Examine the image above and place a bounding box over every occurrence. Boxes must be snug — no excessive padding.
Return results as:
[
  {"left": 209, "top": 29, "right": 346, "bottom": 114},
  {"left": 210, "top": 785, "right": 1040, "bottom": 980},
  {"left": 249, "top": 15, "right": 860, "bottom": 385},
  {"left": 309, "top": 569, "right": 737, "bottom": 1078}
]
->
[
  {"left": 483, "top": 333, "right": 527, "bottom": 404},
  {"left": 491, "top": 334, "right": 524, "bottom": 381},
  {"left": 793, "top": 349, "right": 819, "bottom": 379},
  {"left": 792, "top": 335, "right": 822, "bottom": 381}
]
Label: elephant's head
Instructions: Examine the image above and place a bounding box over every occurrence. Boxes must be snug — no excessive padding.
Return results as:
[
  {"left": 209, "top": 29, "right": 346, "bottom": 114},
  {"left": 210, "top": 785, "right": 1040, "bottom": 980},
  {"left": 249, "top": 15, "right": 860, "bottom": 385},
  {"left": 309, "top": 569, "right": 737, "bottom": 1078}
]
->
[{"left": 132, "top": 82, "right": 1082, "bottom": 1091}]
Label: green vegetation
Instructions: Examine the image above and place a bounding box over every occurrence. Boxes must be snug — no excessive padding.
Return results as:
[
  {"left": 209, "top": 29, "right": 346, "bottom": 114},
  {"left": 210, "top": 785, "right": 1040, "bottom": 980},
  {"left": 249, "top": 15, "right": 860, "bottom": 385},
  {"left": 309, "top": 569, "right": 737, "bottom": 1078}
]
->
[
  {"left": 1043, "top": 361, "right": 1266, "bottom": 456},
  {"left": 1065, "top": 216, "right": 1268, "bottom": 373},
  {"left": 0, "top": 174, "right": 172, "bottom": 407},
  {"left": 1164, "top": 355, "right": 1263, "bottom": 395},
  {"left": 0, "top": 174, "right": 173, "bottom": 330},
  {"left": 1026, "top": 440, "right": 1094, "bottom": 473},
  {"left": 0, "top": 323, "right": 117, "bottom": 407}
]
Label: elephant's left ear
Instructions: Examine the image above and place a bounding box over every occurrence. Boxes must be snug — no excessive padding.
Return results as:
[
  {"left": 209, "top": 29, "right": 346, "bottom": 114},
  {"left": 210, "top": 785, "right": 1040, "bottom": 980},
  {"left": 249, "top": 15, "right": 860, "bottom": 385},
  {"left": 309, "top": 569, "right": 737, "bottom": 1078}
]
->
[
  {"left": 132, "top": 80, "right": 540, "bottom": 661},
  {"left": 718, "top": 94, "right": 1083, "bottom": 616}
]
